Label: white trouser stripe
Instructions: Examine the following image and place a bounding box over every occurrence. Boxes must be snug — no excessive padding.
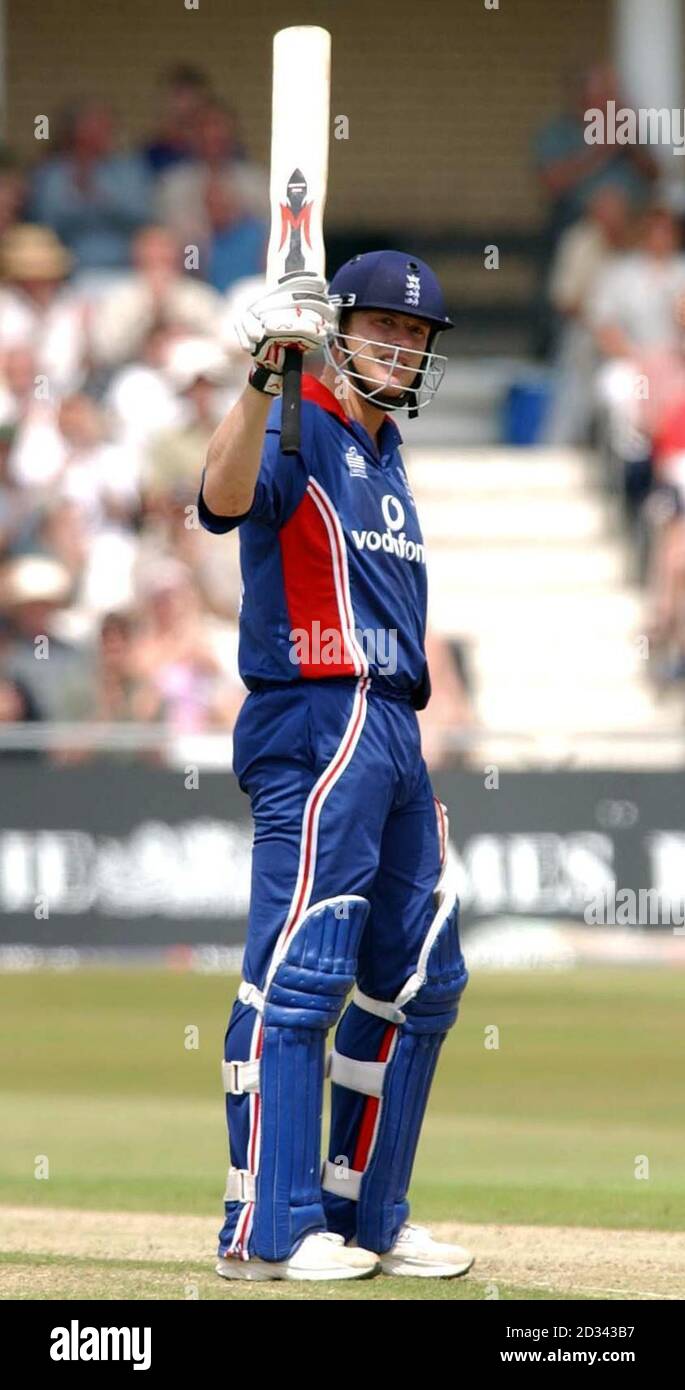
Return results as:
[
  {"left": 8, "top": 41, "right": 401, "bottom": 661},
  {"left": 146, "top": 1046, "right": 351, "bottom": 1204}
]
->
[
  {"left": 229, "top": 675, "right": 370, "bottom": 1258},
  {"left": 264, "top": 678, "right": 369, "bottom": 992}
]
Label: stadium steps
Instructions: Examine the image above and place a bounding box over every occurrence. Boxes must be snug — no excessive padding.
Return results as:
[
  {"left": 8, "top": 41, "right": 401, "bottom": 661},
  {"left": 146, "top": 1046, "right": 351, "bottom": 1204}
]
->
[
  {"left": 428, "top": 543, "right": 627, "bottom": 591},
  {"left": 405, "top": 445, "right": 685, "bottom": 763},
  {"left": 407, "top": 358, "right": 526, "bottom": 447}
]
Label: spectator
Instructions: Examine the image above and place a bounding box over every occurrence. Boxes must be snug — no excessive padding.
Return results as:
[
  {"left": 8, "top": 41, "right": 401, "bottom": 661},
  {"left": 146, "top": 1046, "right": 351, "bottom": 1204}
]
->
[
  {"left": 130, "top": 559, "right": 242, "bottom": 733},
  {"left": 591, "top": 205, "right": 685, "bottom": 508},
  {"left": 0, "top": 423, "right": 37, "bottom": 557},
  {"left": 534, "top": 63, "right": 658, "bottom": 248},
  {"left": 532, "top": 63, "right": 658, "bottom": 354},
  {"left": 91, "top": 224, "right": 221, "bottom": 368},
  {"left": 0, "top": 345, "right": 65, "bottom": 489},
  {"left": 103, "top": 323, "right": 185, "bottom": 466},
  {"left": 0, "top": 674, "right": 42, "bottom": 758},
  {"left": 156, "top": 98, "right": 268, "bottom": 264},
  {"left": 142, "top": 65, "right": 212, "bottom": 175},
  {"left": 93, "top": 610, "right": 140, "bottom": 721},
  {"left": 135, "top": 477, "right": 242, "bottom": 624},
  {"left": 544, "top": 183, "right": 632, "bottom": 444},
  {"left": 204, "top": 177, "right": 267, "bottom": 293},
  {"left": 38, "top": 497, "right": 89, "bottom": 588},
  {"left": 143, "top": 335, "right": 230, "bottom": 500},
  {"left": 29, "top": 101, "right": 153, "bottom": 278},
  {"left": 39, "top": 493, "right": 137, "bottom": 639},
  {"left": 592, "top": 205, "right": 685, "bottom": 359},
  {"left": 0, "top": 673, "right": 40, "bottom": 722},
  {"left": 51, "top": 393, "right": 139, "bottom": 526},
  {"left": 128, "top": 334, "right": 240, "bottom": 623},
  {"left": 0, "top": 224, "right": 90, "bottom": 393},
  {"left": 0, "top": 555, "right": 93, "bottom": 719},
  {"left": 4, "top": 380, "right": 138, "bottom": 514}
]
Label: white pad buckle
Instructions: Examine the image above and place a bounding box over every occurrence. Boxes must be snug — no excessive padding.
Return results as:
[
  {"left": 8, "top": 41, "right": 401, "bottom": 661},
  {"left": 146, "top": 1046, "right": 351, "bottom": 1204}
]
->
[
  {"left": 222, "top": 1058, "right": 260, "bottom": 1095},
  {"left": 326, "top": 1047, "right": 386, "bottom": 1097},
  {"left": 321, "top": 1158, "right": 363, "bottom": 1201},
  {"left": 223, "top": 1167, "right": 256, "bottom": 1203}
]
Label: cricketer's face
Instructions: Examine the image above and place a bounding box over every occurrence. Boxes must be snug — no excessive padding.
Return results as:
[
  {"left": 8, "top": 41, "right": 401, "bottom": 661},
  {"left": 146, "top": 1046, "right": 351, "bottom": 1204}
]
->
[{"left": 342, "top": 308, "right": 432, "bottom": 397}]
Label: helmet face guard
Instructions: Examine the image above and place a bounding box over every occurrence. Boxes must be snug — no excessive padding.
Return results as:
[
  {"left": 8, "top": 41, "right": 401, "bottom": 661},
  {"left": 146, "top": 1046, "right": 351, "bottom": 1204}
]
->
[
  {"left": 323, "top": 326, "right": 447, "bottom": 416},
  {"left": 324, "top": 251, "right": 453, "bottom": 417}
]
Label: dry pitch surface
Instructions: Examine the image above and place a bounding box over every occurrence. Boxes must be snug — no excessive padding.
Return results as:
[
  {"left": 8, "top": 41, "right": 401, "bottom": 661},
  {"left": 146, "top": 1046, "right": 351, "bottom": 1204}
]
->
[{"left": 1, "top": 1206, "right": 683, "bottom": 1301}]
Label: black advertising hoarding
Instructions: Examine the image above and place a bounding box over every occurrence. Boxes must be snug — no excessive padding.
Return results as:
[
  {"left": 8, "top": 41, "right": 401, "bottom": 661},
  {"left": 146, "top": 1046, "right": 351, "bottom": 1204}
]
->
[{"left": 0, "top": 764, "right": 683, "bottom": 946}]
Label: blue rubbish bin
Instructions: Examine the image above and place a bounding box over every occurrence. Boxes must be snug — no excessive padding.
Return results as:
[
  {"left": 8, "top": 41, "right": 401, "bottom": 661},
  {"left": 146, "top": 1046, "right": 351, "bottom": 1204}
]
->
[{"left": 502, "top": 380, "right": 552, "bottom": 445}]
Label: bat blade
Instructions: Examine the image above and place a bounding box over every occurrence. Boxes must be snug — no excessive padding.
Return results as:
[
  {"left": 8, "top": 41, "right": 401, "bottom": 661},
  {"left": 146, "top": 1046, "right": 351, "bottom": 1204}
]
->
[
  {"left": 267, "top": 25, "right": 331, "bottom": 286},
  {"left": 267, "top": 25, "right": 331, "bottom": 452}
]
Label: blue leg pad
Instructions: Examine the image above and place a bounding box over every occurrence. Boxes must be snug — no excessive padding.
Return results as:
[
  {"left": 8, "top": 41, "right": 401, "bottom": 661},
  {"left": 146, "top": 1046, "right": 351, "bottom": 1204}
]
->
[
  {"left": 323, "top": 896, "right": 468, "bottom": 1254},
  {"left": 251, "top": 894, "right": 369, "bottom": 1261}
]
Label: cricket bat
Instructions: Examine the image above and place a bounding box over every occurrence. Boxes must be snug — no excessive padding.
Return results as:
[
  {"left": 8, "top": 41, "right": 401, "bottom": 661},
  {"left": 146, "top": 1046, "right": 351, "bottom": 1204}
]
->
[{"left": 266, "top": 25, "right": 331, "bottom": 454}]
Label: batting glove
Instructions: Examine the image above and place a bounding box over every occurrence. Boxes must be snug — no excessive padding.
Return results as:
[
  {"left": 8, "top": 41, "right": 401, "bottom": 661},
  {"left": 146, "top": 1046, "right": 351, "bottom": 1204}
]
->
[{"left": 235, "top": 273, "right": 336, "bottom": 395}]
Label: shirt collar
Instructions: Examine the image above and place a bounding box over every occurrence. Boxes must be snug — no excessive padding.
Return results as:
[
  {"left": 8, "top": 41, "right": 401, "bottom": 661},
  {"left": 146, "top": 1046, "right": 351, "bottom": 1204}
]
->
[{"left": 301, "top": 372, "right": 403, "bottom": 458}]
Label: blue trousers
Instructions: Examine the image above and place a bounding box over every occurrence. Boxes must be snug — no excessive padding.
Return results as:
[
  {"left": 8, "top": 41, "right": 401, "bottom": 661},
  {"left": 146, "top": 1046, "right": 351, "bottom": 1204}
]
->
[{"left": 218, "top": 676, "right": 464, "bottom": 1258}]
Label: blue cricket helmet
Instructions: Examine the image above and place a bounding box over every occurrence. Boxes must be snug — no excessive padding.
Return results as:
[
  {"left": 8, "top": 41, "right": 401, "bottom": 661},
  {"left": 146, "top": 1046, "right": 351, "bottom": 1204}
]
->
[
  {"left": 325, "top": 250, "right": 453, "bottom": 416},
  {"left": 328, "top": 250, "right": 454, "bottom": 332}
]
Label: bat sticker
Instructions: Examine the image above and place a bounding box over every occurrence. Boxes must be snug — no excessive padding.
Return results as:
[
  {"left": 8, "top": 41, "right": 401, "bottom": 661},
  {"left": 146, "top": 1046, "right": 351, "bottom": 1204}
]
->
[{"left": 279, "top": 167, "right": 313, "bottom": 270}]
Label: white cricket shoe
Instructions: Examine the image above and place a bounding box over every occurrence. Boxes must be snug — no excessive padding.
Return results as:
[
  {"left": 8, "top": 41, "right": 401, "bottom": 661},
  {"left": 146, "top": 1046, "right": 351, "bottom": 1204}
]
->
[
  {"left": 215, "top": 1230, "right": 380, "bottom": 1282},
  {"left": 354, "top": 1222, "right": 475, "bottom": 1278}
]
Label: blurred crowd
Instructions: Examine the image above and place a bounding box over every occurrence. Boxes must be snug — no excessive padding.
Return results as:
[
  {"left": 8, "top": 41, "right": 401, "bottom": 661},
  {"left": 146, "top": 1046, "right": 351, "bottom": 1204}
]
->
[
  {"left": 537, "top": 64, "right": 685, "bottom": 689},
  {"left": 0, "top": 65, "right": 471, "bottom": 767},
  {"left": 0, "top": 66, "right": 272, "bottom": 755}
]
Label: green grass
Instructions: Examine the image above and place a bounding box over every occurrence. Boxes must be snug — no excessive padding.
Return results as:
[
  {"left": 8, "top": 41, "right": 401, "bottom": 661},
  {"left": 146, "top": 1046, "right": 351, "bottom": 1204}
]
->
[
  {"left": 0, "top": 967, "right": 683, "bottom": 1231},
  {"left": 0, "top": 1253, "right": 597, "bottom": 1301}
]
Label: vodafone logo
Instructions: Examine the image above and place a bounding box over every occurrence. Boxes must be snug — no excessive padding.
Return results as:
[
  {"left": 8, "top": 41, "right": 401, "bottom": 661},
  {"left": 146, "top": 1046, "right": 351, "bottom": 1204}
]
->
[
  {"left": 381, "top": 495, "right": 405, "bottom": 531},
  {"left": 351, "top": 492, "right": 424, "bottom": 565}
]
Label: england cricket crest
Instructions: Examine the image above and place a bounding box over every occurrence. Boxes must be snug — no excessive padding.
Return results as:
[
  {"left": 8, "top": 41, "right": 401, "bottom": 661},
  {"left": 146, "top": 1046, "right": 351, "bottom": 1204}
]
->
[{"left": 279, "top": 168, "right": 313, "bottom": 273}]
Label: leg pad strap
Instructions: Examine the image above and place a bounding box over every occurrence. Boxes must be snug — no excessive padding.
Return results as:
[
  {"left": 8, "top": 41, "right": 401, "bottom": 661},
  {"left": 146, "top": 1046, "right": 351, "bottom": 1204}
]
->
[
  {"left": 222, "top": 1058, "right": 261, "bottom": 1094},
  {"left": 326, "top": 1047, "right": 386, "bottom": 1097},
  {"left": 223, "top": 1167, "right": 257, "bottom": 1203}
]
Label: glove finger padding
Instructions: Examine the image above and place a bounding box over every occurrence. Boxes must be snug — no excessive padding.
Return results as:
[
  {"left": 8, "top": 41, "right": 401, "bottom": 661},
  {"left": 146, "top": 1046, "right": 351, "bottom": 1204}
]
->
[
  {"left": 234, "top": 305, "right": 268, "bottom": 355},
  {"left": 236, "top": 275, "right": 335, "bottom": 364}
]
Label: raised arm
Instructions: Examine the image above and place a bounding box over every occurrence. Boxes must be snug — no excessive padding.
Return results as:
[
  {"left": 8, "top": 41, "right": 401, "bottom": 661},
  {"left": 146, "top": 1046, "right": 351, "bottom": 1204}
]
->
[
  {"left": 202, "top": 274, "right": 335, "bottom": 519},
  {"left": 204, "top": 383, "right": 272, "bottom": 518}
]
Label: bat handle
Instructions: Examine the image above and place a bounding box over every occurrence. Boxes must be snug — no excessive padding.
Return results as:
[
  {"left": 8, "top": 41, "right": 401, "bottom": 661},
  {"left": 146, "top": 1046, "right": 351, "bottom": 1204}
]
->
[{"left": 280, "top": 347, "right": 303, "bottom": 454}]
